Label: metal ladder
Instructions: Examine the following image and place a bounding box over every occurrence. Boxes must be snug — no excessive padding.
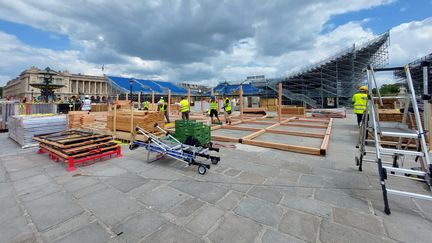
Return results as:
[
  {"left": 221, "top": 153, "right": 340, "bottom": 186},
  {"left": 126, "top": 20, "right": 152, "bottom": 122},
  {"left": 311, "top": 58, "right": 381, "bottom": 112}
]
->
[{"left": 355, "top": 64, "right": 432, "bottom": 215}]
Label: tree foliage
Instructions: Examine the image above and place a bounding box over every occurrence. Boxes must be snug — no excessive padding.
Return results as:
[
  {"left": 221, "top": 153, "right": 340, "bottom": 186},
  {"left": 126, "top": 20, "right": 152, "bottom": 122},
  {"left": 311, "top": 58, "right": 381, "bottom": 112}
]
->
[{"left": 372, "top": 84, "right": 401, "bottom": 95}]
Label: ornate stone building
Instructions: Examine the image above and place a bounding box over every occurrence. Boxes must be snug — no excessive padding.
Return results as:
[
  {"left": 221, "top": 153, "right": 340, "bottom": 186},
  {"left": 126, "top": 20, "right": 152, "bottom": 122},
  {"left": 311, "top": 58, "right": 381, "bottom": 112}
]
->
[{"left": 3, "top": 66, "right": 109, "bottom": 101}]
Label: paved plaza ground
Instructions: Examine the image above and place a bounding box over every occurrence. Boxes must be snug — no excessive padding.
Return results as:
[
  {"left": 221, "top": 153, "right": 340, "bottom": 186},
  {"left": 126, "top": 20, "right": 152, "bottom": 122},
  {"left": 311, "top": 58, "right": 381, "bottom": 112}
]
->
[{"left": 1, "top": 114, "right": 432, "bottom": 242}]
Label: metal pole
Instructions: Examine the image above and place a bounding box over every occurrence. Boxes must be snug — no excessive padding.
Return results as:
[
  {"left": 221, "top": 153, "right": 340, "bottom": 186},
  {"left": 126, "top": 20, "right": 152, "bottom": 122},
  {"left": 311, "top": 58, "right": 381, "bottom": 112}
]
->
[
  {"left": 423, "top": 62, "right": 429, "bottom": 138},
  {"left": 151, "top": 91, "right": 155, "bottom": 111}
]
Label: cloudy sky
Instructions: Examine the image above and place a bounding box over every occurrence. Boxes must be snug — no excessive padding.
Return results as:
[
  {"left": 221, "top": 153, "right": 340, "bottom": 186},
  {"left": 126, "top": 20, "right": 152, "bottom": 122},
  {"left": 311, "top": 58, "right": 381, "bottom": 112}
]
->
[{"left": 0, "top": 0, "right": 431, "bottom": 86}]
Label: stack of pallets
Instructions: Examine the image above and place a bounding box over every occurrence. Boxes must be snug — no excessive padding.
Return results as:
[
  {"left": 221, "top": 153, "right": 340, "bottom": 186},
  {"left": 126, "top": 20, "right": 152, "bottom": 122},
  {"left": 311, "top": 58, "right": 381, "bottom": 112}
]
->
[{"left": 33, "top": 130, "right": 120, "bottom": 171}]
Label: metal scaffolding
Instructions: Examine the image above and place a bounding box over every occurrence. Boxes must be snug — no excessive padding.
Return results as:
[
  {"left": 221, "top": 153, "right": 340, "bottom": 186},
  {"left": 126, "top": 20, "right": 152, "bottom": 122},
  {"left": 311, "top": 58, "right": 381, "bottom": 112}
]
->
[
  {"left": 394, "top": 53, "right": 432, "bottom": 95},
  {"left": 259, "top": 32, "right": 390, "bottom": 108}
]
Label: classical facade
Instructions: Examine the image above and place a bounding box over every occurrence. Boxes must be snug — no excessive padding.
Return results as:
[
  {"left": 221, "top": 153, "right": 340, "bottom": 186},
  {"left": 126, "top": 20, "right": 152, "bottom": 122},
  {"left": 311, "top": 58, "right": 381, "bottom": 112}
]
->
[{"left": 3, "top": 66, "right": 109, "bottom": 101}]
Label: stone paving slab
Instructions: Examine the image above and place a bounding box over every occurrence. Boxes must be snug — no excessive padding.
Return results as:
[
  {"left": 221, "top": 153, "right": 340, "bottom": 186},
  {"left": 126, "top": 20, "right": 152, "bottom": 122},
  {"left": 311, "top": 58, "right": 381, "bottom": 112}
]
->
[
  {"left": 143, "top": 223, "right": 204, "bottom": 243},
  {"left": 234, "top": 196, "right": 283, "bottom": 227},
  {"left": 281, "top": 194, "right": 333, "bottom": 219},
  {"left": 185, "top": 204, "right": 225, "bottom": 235},
  {"left": 0, "top": 216, "right": 36, "bottom": 242},
  {"left": 169, "top": 179, "right": 229, "bottom": 204},
  {"left": 104, "top": 172, "right": 149, "bottom": 193},
  {"left": 279, "top": 208, "right": 320, "bottom": 243},
  {"left": 333, "top": 207, "right": 386, "bottom": 236},
  {"left": 79, "top": 187, "right": 142, "bottom": 226},
  {"left": 23, "top": 191, "right": 84, "bottom": 231},
  {"left": 138, "top": 186, "right": 189, "bottom": 212},
  {"left": 262, "top": 229, "right": 307, "bottom": 243},
  {"left": 113, "top": 209, "right": 168, "bottom": 242},
  {"left": 53, "top": 222, "right": 111, "bottom": 243},
  {"left": 208, "top": 213, "right": 262, "bottom": 243}
]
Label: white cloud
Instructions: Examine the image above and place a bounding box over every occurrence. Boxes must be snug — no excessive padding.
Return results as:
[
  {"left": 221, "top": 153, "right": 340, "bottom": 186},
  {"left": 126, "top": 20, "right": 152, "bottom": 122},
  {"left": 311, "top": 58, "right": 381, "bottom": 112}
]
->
[{"left": 0, "top": 0, "right": 430, "bottom": 88}]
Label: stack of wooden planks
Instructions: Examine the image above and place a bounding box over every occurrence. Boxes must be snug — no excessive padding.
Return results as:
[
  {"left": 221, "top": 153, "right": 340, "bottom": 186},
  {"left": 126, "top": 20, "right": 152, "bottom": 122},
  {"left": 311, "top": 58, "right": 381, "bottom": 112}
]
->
[
  {"left": 107, "top": 110, "right": 164, "bottom": 133},
  {"left": 91, "top": 104, "right": 108, "bottom": 112},
  {"left": 8, "top": 114, "right": 67, "bottom": 148},
  {"left": 80, "top": 114, "right": 95, "bottom": 126},
  {"left": 68, "top": 111, "right": 90, "bottom": 129},
  {"left": 34, "top": 130, "right": 119, "bottom": 171},
  {"left": 243, "top": 108, "right": 266, "bottom": 115},
  {"left": 259, "top": 98, "right": 278, "bottom": 111},
  {"left": 281, "top": 106, "right": 306, "bottom": 116},
  {"left": 113, "top": 100, "right": 131, "bottom": 110}
]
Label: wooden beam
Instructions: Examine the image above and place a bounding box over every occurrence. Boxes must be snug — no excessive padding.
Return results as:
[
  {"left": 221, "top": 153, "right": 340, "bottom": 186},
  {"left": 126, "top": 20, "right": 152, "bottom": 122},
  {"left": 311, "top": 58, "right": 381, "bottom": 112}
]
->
[
  {"left": 151, "top": 91, "right": 155, "bottom": 111},
  {"left": 240, "top": 84, "right": 244, "bottom": 122},
  {"left": 320, "top": 118, "right": 333, "bottom": 155},
  {"left": 280, "top": 123, "right": 328, "bottom": 129},
  {"left": 222, "top": 126, "right": 262, "bottom": 132},
  {"left": 242, "top": 129, "right": 266, "bottom": 140},
  {"left": 296, "top": 118, "right": 330, "bottom": 123},
  {"left": 168, "top": 89, "right": 171, "bottom": 115},
  {"left": 265, "top": 129, "right": 325, "bottom": 138},
  {"left": 211, "top": 135, "right": 239, "bottom": 143},
  {"left": 130, "top": 103, "right": 134, "bottom": 140},
  {"left": 242, "top": 139, "right": 321, "bottom": 155},
  {"left": 188, "top": 88, "right": 191, "bottom": 104},
  {"left": 278, "top": 82, "right": 282, "bottom": 123}
]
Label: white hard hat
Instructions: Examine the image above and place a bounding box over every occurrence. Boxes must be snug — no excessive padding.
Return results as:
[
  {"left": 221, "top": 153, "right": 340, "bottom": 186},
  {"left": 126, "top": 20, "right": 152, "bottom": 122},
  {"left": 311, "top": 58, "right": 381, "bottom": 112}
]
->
[{"left": 85, "top": 95, "right": 89, "bottom": 98}]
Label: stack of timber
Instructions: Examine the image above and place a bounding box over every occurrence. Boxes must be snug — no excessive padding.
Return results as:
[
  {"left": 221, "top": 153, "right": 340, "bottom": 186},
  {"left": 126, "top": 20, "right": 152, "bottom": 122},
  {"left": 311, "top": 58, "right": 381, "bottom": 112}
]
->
[
  {"left": 281, "top": 106, "right": 306, "bottom": 116},
  {"left": 243, "top": 107, "right": 266, "bottom": 115},
  {"left": 113, "top": 100, "right": 130, "bottom": 110},
  {"left": 259, "top": 98, "right": 278, "bottom": 111},
  {"left": 33, "top": 130, "right": 119, "bottom": 171},
  {"left": 80, "top": 114, "right": 95, "bottom": 126},
  {"left": 107, "top": 110, "right": 164, "bottom": 133},
  {"left": 8, "top": 114, "right": 67, "bottom": 148},
  {"left": 81, "top": 112, "right": 110, "bottom": 134},
  {"left": 91, "top": 104, "right": 108, "bottom": 112},
  {"left": 68, "top": 111, "right": 90, "bottom": 129}
]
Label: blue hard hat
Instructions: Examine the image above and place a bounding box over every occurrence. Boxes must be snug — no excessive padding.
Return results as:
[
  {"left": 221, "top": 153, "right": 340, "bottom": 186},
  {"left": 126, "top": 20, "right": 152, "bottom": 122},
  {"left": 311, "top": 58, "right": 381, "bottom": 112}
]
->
[{"left": 211, "top": 96, "right": 215, "bottom": 99}]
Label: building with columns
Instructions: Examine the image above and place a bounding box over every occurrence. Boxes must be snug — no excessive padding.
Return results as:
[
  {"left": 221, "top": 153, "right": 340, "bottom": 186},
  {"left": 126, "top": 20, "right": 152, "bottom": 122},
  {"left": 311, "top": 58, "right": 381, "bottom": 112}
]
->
[{"left": 3, "top": 66, "right": 108, "bottom": 101}]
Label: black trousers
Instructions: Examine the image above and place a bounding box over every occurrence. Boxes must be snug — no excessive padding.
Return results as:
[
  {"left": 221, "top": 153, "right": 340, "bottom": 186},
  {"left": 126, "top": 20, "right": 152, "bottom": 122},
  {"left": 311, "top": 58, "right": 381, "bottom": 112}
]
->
[
  {"left": 182, "top": 111, "right": 189, "bottom": 120},
  {"left": 356, "top": 113, "right": 363, "bottom": 126}
]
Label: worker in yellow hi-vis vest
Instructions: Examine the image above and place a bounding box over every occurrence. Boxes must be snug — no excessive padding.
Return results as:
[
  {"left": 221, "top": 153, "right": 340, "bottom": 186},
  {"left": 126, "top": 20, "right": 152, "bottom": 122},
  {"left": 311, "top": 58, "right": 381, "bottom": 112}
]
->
[
  {"left": 222, "top": 95, "right": 232, "bottom": 125},
  {"left": 352, "top": 86, "right": 368, "bottom": 127},
  {"left": 209, "top": 96, "right": 221, "bottom": 124},
  {"left": 180, "top": 96, "right": 190, "bottom": 120}
]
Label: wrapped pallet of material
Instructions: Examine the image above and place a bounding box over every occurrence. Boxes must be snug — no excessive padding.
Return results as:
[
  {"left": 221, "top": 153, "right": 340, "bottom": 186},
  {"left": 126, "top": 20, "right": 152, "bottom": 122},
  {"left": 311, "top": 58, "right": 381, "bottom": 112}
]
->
[{"left": 8, "top": 114, "right": 67, "bottom": 148}]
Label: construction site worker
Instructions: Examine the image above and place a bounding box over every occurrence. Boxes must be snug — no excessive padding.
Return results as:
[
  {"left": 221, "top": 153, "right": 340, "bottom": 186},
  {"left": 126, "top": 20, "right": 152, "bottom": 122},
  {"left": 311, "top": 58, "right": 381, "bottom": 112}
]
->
[
  {"left": 209, "top": 96, "right": 221, "bottom": 124},
  {"left": 352, "top": 86, "right": 368, "bottom": 126},
  {"left": 222, "top": 95, "right": 232, "bottom": 125},
  {"left": 142, "top": 100, "right": 150, "bottom": 111},
  {"left": 180, "top": 96, "right": 190, "bottom": 120},
  {"left": 81, "top": 95, "right": 92, "bottom": 111},
  {"left": 158, "top": 97, "right": 170, "bottom": 123}
]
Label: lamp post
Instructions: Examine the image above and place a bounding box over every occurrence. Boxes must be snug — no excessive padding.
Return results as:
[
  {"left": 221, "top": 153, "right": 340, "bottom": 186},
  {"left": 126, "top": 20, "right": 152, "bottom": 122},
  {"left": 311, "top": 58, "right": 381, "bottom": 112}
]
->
[
  {"left": 129, "top": 78, "right": 134, "bottom": 105},
  {"left": 31, "top": 89, "right": 34, "bottom": 103}
]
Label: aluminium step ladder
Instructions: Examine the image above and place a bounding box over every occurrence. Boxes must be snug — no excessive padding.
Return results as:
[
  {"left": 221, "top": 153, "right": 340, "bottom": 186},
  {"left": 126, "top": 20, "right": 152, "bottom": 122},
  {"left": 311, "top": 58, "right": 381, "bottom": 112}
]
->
[{"left": 355, "top": 64, "right": 432, "bottom": 215}]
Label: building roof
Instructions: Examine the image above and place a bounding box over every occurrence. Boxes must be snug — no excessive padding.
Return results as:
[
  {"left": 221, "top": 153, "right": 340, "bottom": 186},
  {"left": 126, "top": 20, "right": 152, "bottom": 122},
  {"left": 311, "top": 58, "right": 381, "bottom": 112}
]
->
[
  {"left": 106, "top": 76, "right": 187, "bottom": 94},
  {"left": 205, "top": 82, "right": 262, "bottom": 96}
]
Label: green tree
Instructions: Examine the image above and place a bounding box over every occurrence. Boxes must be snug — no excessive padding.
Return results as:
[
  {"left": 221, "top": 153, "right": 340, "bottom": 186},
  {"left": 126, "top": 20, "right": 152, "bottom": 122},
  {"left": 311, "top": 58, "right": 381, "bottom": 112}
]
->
[
  {"left": 379, "top": 84, "right": 401, "bottom": 95},
  {"left": 0, "top": 86, "right": 3, "bottom": 99}
]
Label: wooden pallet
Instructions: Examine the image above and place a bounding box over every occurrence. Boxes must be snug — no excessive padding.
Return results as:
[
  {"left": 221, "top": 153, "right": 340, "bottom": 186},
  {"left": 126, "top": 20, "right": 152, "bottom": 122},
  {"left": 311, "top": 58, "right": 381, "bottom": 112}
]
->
[{"left": 34, "top": 130, "right": 120, "bottom": 171}]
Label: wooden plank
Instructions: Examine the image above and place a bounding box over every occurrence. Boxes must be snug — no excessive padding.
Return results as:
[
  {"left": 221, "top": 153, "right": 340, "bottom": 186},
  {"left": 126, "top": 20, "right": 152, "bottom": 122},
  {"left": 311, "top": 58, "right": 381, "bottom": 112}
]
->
[
  {"left": 240, "top": 85, "right": 243, "bottom": 122},
  {"left": 242, "top": 139, "right": 321, "bottom": 155},
  {"left": 265, "top": 129, "right": 325, "bottom": 138},
  {"left": 280, "top": 123, "right": 328, "bottom": 129},
  {"left": 278, "top": 82, "right": 282, "bottom": 123},
  {"left": 221, "top": 126, "right": 262, "bottom": 132},
  {"left": 242, "top": 129, "right": 266, "bottom": 140},
  {"left": 211, "top": 135, "right": 239, "bottom": 143},
  {"left": 296, "top": 118, "right": 330, "bottom": 123},
  {"left": 320, "top": 118, "right": 333, "bottom": 155}
]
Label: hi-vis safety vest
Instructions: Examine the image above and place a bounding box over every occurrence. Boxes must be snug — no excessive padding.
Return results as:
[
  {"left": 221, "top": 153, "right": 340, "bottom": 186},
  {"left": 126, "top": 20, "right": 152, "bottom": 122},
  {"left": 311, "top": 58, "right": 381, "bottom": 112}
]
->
[
  {"left": 180, "top": 99, "right": 190, "bottom": 112},
  {"left": 210, "top": 101, "right": 218, "bottom": 111},
  {"left": 224, "top": 98, "right": 231, "bottom": 112},
  {"left": 143, "top": 101, "right": 149, "bottom": 109},
  {"left": 159, "top": 99, "right": 165, "bottom": 111},
  {"left": 352, "top": 93, "right": 367, "bottom": 114}
]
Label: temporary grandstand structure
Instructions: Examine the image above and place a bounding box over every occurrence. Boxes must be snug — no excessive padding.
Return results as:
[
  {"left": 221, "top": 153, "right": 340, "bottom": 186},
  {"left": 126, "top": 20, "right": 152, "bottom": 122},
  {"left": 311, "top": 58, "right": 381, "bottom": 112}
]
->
[
  {"left": 207, "top": 82, "right": 262, "bottom": 96},
  {"left": 255, "top": 32, "right": 390, "bottom": 108},
  {"left": 394, "top": 53, "right": 432, "bottom": 95}
]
